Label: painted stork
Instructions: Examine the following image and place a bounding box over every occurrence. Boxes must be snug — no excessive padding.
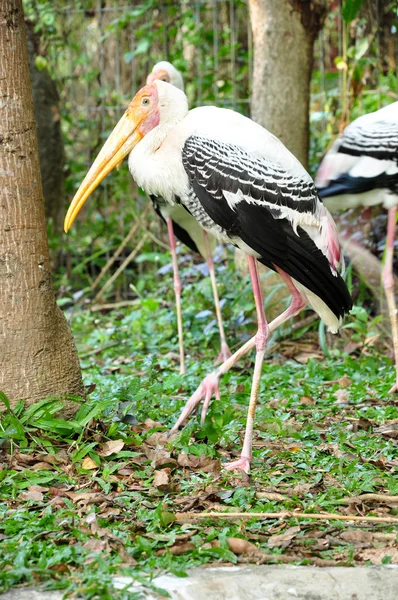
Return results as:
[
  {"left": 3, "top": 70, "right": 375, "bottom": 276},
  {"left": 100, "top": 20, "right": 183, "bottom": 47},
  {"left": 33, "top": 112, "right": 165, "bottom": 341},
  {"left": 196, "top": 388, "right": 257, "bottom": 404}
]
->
[
  {"left": 146, "top": 62, "right": 231, "bottom": 373},
  {"left": 65, "top": 81, "right": 352, "bottom": 472},
  {"left": 316, "top": 102, "right": 398, "bottom": 394}
]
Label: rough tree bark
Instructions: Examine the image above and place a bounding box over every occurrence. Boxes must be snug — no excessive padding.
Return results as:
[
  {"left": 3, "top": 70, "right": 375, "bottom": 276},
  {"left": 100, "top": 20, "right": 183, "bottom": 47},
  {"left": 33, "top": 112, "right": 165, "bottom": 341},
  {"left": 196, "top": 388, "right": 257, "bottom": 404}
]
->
[
  {"left": 0, "top": 0, "right": 84, "bottom": 412},
  {"left": 249, "top": 0, "right": 327, "bottom": 168}
]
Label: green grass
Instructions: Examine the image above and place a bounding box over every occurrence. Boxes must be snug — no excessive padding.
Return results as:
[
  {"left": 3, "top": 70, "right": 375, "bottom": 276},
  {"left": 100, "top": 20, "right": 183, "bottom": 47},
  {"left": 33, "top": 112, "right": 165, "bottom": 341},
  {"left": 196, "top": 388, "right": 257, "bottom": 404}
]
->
[{"left": 1, "top": 257, "right": 398, "bottom": 598}]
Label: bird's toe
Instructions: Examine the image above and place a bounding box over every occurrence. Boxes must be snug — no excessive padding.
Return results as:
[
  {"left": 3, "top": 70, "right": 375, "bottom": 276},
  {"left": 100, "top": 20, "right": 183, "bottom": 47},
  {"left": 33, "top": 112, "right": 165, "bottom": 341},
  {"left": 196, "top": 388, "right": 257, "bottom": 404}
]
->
[
  {"left": 223, "top": 456, "right": 251, "bottom": 474},
  {"left": 213, "top": 343, "right": 233, "bottom": 365}
]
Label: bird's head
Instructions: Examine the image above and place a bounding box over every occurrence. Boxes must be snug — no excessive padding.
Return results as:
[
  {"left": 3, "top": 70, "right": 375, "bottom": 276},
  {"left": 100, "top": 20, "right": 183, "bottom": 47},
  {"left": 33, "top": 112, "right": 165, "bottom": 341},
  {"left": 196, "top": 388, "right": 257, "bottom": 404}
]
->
[
  {"left": 64, "top": 80, "right": 188, "bottom": 232},
  {"left": 146, "top": 61, "right": 184, "bottom": 91}
]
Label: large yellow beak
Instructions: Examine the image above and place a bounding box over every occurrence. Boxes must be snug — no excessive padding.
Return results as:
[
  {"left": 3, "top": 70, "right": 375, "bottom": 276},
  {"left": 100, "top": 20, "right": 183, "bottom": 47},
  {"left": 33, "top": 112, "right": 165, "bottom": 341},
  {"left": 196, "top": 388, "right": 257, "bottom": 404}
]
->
[{"left": 64, "top": 113, "right": 143, "bottom": 232}]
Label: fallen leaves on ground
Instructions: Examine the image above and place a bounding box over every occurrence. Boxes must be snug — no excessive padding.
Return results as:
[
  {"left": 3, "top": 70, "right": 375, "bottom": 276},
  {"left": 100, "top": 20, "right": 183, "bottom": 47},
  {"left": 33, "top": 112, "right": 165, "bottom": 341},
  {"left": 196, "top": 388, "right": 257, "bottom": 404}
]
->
[
  {"left": 81, "top": 457, "right": 98, "bottom": 470},
  {"left": 2, "top": 341, "right": 398, "bottom": 600},
  {"left": 98, "top": 439, "right": 125, "bottom": 457}
]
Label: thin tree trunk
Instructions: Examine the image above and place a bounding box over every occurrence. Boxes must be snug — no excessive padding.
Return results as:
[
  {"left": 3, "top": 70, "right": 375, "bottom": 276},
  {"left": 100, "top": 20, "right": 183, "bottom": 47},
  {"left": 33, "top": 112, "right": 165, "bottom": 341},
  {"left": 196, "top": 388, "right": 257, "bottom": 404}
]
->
[
  {"left": 240, "top": 1, "right": 326, "bottom": 316},
  {"left": 26, "top": 20, "right": 65, "bottom": 234},
  {"left": 249, "top": 0, "right": 326, "bottom": 168},
  {"left": 0, "top": 0, "right": 84, "bottom": 413}
]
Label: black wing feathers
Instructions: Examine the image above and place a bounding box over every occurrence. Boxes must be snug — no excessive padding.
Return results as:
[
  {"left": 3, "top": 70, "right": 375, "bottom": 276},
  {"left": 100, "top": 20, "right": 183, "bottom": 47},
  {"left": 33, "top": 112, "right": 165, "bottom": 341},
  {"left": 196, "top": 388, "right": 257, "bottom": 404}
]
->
[
  {"left": 318, "top": 172, "right": 398, "bottom": 199},
  {"left": 183, "top": 136, "right": 352, "bottom": 319}
]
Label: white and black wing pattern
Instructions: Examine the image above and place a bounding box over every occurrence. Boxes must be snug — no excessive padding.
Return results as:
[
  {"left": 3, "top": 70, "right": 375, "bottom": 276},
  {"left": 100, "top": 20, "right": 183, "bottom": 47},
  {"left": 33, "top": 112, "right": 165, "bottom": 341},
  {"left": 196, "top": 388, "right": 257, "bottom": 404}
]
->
[
  {"left": 339, "top": 118, "right": 398, "bottom": 161},
  {"left": 316, "top": 104, "right": 398, "bottom": 202},
  {"left": 182, "top": 135, "right": 352, "bottom": 321}
]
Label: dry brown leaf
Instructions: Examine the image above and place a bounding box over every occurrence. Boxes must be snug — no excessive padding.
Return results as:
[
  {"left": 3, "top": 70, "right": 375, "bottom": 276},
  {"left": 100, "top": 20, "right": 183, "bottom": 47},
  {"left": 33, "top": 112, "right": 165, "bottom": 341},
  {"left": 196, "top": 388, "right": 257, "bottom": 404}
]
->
[
  {"left": 300, "top": 396, "right": 315, "bottom": 405},
  {"left": 156, "top": 542, "right": 195, "bottom": 556},
  {"left": 227, "top": 538, "right": 258, "bottom": 555},
  {"left": 48, "top": 496, "right": 66, "bottom": 508},
  {"left": 66, "top": 491, "right": 108, "bottom": 505},
  {"left": 81, "top": 457, "right": 98, "bottom": 470},
  {"left": 30, "top": 461, "right": 55, "bottom": 471},
  {"left": 177, "top": 451, "right": 191, "bottom": 467},
  {"left": 83, "top": 538, "right": 108, "bottom": 553},
  {"left": 19, "top": 489, "right": 44, "bottom": 502},
  {"left": 338, "top": 375, "right": 353, "bottom": 388},
  {"left": 340, "top": 529, "right": 373, "bottom": 544},
  {"left": 98, "top": 507, "right": 121, "bottom": 519},
  {"left": 48, "top": 487, "right": 68, "bottom": 497},
  {"left": 153, "top": 456, "right": 178, "bottom": 470},
  {"left": 294, "top": 350, "right": 323, "bottom": 363},
  {"left": 375, "top": 424, "right": 398, "bottom": 439},
  {"left": 153, "top": 468, "right": 170, "bottom": 490},
  {"left": 334, "top": 389, "right": 350, "bottom": 404},
  {"left": 268, "top": 526, "right": 300, "bottom": 548},
  {"left": 98, "top": 439, "right": 124, "bottom": 457},
  {"left": 255, "top": 491, "right": 287, "bottom": 501},
  {"left": 143, "top": 419, "right": 163, "bottom": 430},
  {"left": 118, "top": 467, "right": 135, "bottom": 476}
]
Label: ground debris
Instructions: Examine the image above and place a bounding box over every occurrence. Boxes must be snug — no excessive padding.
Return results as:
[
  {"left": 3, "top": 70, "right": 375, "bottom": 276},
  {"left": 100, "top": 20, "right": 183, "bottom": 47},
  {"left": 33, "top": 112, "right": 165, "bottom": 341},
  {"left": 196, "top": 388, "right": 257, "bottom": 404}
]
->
[
  {"left": 153, "top": 468, "right": 171, "bottom": 490},
  {"left": 268, "top": 526, "right": 301, "bottom": 548},
  {"left": 98, "top": 439, "right": 125, "bottom": 456}
]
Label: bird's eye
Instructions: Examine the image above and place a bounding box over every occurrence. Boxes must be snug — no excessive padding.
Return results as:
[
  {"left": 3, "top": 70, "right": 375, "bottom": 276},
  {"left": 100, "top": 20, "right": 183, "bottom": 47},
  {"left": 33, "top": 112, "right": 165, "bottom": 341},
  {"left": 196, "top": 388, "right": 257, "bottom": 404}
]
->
[
  {"left": 161, "top": 77, "right": 167, "bottom": 82},
  {"left": 142, "top": 97, "right": 150, "bottom": 106}
]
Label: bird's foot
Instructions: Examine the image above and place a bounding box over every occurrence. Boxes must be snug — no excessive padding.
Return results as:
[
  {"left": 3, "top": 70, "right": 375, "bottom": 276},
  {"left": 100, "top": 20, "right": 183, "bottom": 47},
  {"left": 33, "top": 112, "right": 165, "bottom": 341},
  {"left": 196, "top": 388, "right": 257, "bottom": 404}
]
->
[
  {"left": 213, "top": 342, "right": 233, "bottom": 365},
  {"left": 223, "top": 455, "right": 251, "bottom": 474},
  {"left": 388, "top": 380, "right": 398, "bottom": 394},
  {"left": 169, "top": 372, "right": 221, "bottom": 435}
]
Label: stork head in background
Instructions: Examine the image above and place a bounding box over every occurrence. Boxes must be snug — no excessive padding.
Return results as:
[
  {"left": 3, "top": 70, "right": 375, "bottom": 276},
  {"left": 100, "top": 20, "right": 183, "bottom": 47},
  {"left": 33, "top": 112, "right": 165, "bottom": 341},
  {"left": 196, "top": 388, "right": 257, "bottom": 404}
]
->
[
  {"left": 146, "top": 61, "right": 184, "bottom": 91},
  {"left": 64, "top": 80, "right": 188, "bottom": 232}
]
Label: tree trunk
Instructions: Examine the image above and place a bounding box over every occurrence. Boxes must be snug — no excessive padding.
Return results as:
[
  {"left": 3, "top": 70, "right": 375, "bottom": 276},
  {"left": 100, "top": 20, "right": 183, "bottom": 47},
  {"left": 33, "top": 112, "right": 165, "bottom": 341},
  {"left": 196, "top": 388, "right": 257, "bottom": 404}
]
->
[
  {"left": 249, "top": 0, "right": 326, "bottom": 168},
  {"left": 379, "top": 4, "right": 396, "bottom": 74},
  {"left": 26, "top": 21, "right": 65, "bottom": 234},
  {"left": 0, "top": 0, "right": 84, "bottom": 413},
  {"left": 240, "top": 1, "right": 326, "bottom": 320}
]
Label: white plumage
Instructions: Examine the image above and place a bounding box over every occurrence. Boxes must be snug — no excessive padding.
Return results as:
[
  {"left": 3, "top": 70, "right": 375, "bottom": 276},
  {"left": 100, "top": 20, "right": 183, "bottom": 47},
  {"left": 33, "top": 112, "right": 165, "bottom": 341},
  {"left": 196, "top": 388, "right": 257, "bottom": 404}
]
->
[
  {"left": 145, "top": 62, "right": 231, "bottom": 371},
  {"left": 129, "top": 83, "right": 350, "bottom": 333}
]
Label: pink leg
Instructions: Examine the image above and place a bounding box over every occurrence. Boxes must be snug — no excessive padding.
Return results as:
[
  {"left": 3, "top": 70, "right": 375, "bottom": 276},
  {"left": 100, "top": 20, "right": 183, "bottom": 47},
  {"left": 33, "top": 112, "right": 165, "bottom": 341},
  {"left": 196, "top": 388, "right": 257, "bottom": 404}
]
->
[
  {"left": 166, "top": 218, "right": 185, "bottom": 375},
  {"left": 203, "top": 232, "right": 232, "bottom": 364},
  {"left": 170, "top": 265, "right": 307, "bottom": 472},
  {"left": 223, "top": 256, "right": 269, "bottom": 472},
  {"left": 383, "top": 207, "right": 398, "bottom": 393}
]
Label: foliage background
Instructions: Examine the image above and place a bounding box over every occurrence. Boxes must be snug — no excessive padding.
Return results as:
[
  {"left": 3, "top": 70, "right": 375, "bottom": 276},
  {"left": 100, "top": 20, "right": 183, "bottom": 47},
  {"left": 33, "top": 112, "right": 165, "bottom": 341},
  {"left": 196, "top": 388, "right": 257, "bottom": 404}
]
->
[{"left": 23, "top": 0, "right": 398, "bottom": 300}]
